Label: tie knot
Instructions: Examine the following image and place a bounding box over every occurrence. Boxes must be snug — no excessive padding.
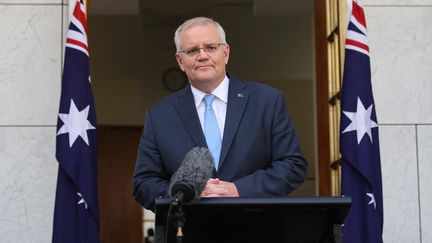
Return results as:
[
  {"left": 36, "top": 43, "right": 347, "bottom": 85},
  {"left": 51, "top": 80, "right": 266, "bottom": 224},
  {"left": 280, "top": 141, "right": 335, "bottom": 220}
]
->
[{"left": 204, "top": 94, "right": 216, "bottom": 107}]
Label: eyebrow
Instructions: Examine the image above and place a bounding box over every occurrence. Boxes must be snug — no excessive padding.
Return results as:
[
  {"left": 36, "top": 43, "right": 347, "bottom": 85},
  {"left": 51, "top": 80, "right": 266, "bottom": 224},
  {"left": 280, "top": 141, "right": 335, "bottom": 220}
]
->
[{"left": 185, "top": 42, "right": 218, "bottom": 48}]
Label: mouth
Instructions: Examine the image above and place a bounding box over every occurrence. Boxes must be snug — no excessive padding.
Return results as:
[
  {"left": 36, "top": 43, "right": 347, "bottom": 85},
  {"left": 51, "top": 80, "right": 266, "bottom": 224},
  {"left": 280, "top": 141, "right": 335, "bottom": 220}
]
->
[{"left": 195, "top": 65, "right": 213, "bottom": 70}]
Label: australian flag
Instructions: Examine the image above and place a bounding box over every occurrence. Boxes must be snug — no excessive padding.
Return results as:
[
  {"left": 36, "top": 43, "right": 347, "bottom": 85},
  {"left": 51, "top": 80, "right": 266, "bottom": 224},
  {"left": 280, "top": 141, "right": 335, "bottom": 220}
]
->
[
  {"left": 53, "top": 0, "right": 99, "bottom": 242},
  {"left": 340, "top": 0, "right": 383, "bottom": 242}
]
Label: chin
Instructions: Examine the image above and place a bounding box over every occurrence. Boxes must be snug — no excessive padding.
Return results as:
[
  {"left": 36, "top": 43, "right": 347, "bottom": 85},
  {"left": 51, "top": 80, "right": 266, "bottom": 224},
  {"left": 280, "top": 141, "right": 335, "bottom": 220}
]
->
[{"left": 194, "top": 71, "right": 217, "bottom": 82}]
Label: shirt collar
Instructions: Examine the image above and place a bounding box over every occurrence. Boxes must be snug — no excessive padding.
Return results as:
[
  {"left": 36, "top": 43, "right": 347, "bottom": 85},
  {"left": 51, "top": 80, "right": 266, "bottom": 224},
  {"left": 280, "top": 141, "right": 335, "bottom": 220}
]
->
[{"left": 191, "top": 75, "right": 229, "bottom": 108}]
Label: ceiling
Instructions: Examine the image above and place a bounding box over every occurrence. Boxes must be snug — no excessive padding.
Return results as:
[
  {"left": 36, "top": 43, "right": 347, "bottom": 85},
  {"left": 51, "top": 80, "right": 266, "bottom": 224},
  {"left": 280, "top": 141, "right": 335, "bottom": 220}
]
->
[{"left": 91, "top": 0, "right": 314, "bottom": 16}]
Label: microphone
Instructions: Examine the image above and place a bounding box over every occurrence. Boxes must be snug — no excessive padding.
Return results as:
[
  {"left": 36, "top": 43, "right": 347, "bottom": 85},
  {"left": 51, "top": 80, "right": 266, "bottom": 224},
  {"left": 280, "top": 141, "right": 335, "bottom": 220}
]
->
[{"left": 169, "top": 147, "right": 214, "bottom": 204}]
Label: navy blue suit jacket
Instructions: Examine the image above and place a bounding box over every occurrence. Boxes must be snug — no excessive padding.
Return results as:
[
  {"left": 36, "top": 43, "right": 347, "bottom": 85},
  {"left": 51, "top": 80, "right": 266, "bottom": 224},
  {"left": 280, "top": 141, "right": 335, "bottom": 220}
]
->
[{"left": 132, "top": 77, "right": 307, "bottom": 210}]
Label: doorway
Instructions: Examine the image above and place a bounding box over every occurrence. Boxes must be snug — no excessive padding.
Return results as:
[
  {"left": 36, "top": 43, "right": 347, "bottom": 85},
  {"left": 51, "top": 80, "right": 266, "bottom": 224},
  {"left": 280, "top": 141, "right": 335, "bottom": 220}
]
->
[{"left": 89, "top": 0, "right": 318, "bottom": 242}]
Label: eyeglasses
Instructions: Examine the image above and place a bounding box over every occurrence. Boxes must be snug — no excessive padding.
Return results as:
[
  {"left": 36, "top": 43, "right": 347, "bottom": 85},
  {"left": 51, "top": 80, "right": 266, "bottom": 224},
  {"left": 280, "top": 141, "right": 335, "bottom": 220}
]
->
[{"left": 178, "top": 43, "right": 225, "bottom": 57}]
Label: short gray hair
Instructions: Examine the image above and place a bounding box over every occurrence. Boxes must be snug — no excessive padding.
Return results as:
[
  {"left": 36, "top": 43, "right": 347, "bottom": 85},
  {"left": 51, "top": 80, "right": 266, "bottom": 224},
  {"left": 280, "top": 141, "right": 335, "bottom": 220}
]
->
[{"left": 174, "top": 17, "right": 227, "bottom": 52}]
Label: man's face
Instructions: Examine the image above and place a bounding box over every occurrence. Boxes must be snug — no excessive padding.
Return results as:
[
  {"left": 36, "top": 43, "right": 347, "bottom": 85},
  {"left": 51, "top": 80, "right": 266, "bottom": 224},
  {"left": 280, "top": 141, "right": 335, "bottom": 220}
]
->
[{"left": 175, "top": 24, "right": 230, "bottom": 90}]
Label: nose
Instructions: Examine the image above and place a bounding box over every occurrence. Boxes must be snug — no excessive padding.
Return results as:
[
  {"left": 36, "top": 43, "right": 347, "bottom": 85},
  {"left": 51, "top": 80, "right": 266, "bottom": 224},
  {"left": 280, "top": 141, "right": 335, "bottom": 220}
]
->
[{"left": 196, "top": 48, "right": 209, "bottom": 59}]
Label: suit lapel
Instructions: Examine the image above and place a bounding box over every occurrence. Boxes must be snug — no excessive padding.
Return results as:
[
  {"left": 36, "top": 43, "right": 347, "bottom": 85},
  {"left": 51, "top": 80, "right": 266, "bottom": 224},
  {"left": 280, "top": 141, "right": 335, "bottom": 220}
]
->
[
  {"left": 173, "top": 86, "right": 207, "bottom": 147},
  {"left": 219, "top": 78, "right": 249, "bottom": 167}
]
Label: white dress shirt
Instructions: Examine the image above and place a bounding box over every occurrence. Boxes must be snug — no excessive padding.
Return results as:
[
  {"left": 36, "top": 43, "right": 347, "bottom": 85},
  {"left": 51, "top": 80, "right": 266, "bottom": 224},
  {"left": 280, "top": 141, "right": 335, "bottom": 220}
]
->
[{"left": 190, "top": 76, "right": 229, "bottom": 139}]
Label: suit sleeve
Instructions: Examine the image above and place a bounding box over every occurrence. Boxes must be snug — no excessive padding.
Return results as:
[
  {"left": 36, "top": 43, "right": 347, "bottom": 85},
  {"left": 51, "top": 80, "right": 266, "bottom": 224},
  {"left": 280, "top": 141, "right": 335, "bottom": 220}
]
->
[
  {"left": 233, "top": 91, "right": 308, "bottom": 196},
  {"left": 132, "top": 110, "right": 170, "bottom": 212}
]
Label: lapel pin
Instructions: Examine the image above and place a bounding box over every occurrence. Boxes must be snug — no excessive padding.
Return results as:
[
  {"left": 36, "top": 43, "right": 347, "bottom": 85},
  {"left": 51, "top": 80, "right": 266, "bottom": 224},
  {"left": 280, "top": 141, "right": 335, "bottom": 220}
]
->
[{"left": 237, "top": 93, "right": 244, "bottom": 98}]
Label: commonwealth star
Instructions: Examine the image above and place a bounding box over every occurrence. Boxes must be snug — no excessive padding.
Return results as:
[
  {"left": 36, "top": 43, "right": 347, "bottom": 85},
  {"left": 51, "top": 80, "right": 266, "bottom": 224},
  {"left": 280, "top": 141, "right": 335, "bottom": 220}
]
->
[
  {"left": 342, "top": 97, "right": 378, "bottom": 144},
  {"left": 57, "top": 99, "right": 96, "bottom": 147}
]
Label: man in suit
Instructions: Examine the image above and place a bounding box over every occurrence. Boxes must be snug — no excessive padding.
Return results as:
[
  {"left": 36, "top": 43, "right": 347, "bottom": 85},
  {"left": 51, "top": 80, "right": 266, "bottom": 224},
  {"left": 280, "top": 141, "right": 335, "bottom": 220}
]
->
[{"left": 132, "top": 17, "right": 307, "bottom": 211}]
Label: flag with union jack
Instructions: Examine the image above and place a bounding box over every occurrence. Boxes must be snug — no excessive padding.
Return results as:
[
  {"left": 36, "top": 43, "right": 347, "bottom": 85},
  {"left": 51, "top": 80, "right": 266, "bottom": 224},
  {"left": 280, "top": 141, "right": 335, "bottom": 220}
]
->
[
  {"left": 340, "top": 0, "right": 383, "bottom": 242},
  {"left": 52, "top": 0, "right": 99, "bottom": 242}
]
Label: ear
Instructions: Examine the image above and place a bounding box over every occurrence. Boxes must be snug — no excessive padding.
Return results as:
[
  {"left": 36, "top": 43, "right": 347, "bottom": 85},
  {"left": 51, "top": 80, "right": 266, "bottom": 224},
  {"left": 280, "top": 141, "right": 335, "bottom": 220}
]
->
[
  {"left": 223, "top": 44, "right": 230, "bottom": 64},
  {"left": 175, "top": 53, "right": 185, "bottom": 71}
]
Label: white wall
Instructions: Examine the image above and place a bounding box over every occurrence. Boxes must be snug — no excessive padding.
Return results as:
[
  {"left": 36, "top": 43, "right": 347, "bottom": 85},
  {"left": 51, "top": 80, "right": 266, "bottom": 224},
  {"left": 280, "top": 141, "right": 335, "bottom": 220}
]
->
[
  {"left": 0, "top": 0, "right": 65, "bottom": 242},
  {"left": 365, "top": 0, "right": 432, "bottom": 242}
]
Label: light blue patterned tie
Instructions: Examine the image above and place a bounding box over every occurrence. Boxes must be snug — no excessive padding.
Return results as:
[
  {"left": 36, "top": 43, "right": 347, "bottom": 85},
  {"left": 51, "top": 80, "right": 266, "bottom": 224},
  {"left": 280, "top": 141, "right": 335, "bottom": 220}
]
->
[{"left": 203, "top": 94, "right": 222, "bottom": 170}]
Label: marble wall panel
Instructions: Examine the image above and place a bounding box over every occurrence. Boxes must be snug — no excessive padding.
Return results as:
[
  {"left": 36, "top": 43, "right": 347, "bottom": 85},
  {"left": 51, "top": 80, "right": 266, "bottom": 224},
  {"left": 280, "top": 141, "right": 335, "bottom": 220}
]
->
[
  {"left": 364, "top": 0, "right": 432, "bottom": 5},
  {"left": 0, "top": 5, "right": 62, "bottom": 126},
  {"left": 0, "top": 127, "right": 58, "bottom": 243},
  {"left": 417, "top": 125, "right": 432, "bottom": 243},
  {"left": 0, "top": 0, "right": 61, "bottom": 3},
  {"left": 366, "top": 7, "right": 432, "bottom": 124},
  {"left": 379, "top": 125, "right": 420, "bottom": 242}
]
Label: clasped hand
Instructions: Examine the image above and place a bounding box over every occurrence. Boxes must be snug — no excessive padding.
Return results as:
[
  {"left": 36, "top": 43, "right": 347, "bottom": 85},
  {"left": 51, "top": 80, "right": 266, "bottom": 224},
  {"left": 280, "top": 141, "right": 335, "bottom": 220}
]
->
[{"left": 201, "top": 178, "right": 239, "bottom": 197}]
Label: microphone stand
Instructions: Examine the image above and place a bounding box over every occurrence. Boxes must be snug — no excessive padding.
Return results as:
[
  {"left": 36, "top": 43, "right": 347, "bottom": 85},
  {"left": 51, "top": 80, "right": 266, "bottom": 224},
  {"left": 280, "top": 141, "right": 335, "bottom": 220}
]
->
[
  {"left": 167, "top": 193, "right": 186, "bottom": 243},
  {"left": 174, "top": 205, "right": 185, "bottom": 243}
]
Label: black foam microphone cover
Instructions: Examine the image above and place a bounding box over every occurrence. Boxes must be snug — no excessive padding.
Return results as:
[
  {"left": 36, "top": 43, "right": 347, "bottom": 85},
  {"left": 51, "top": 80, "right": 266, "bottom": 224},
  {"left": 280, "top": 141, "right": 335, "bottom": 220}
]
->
[{"left": 169, "top": 147, "right": 215, "bottom": 203}]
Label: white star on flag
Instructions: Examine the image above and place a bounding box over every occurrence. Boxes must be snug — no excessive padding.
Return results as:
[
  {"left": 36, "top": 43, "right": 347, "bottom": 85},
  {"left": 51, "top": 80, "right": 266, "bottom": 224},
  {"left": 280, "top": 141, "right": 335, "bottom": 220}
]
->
[
  {"left": 77, "top": 192, "right": 88, "bottom": 210},
  {"left": 367, "top": 193, "right": 376, "bottom": 209},
  {"left": 57, "top": 99, "right": 96, "bottom": 148},
  {"left": 342, "top": 97, "right": 378, "bottom": 144}
]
